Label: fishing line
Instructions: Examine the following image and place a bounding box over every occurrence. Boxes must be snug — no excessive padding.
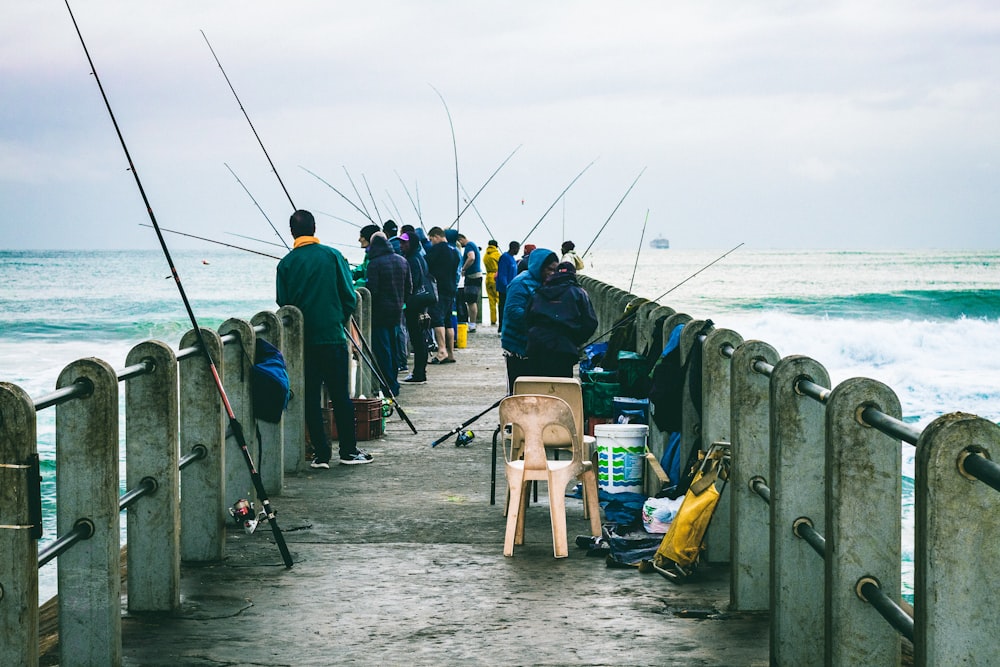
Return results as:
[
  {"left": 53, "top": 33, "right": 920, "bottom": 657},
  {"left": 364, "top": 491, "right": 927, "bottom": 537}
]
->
[
  {"left": 460, "top": 182, "right": 496, "bottom": 241},
  {"left": 66, "top": 3, "right": 293, "bottom": 566},
  {"left": 580, "top": 166, "right": 646, "bottom": 259},
  {"left": 395, "top": 171, "right": 424, "bottom": 230},
  {"left": 587, "top": 242, "right": 745, "bottom": 344},
  {"left": 315, "top": 210, "right": 363, "bottom": 230},
  {"left": 361, "top": 173, "right": 383, "bottom": 224},
  {"left": 518, "top": 159, "right": 597, "bottom": 247},
  {"left": 201, "top": 30, "right": 296, "bottom": 212},
  {"left": 629, "top": 209, "right": 650, "bottom": 293},
  {"left": 384, "top": 190, "right": 404, "bottom": 226},
  {"left": 140, "top": 224, "right": 284, "bottom": 259}
]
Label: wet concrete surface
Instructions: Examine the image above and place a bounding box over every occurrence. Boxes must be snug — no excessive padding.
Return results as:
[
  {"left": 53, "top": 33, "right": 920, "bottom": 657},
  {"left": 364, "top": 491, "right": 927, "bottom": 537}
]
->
[{"left": 117, "top": 327, "right": 769, "bottom": 666}]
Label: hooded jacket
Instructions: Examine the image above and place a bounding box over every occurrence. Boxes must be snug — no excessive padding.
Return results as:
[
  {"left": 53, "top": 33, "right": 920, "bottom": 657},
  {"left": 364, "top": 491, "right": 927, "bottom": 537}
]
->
[
  {"left": 526, "top": 270, "right": 598, "bottom": 358},
  {"left": 500, "top": 248, "right": 558, "bottom": 356},
  {"left": 483, "top": 244, "right": 501, "bottom": 275},
  {"left": 365, "top": 234, "right": 412, "bottom": 327}
]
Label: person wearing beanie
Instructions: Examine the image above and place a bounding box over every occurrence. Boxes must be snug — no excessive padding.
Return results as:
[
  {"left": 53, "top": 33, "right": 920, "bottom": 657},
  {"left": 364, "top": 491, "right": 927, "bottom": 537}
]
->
[
  {"left": 352, "top": 223, "right": 382, "bottom": 288},
  {"left": 382, "top": 219, "right": 398, "bottom": 238},
  {"left": 560, "top": 240, "right": 585, "bottom": 271},
  {"left": 495, "top": 240, "right": 520, "bottom": 333},
  {"left": 483, "top": 240, "right": 502, "bottom": 326},
  {"left": 517, "top": 243, "right": 536, "bottom": 274},
  {"left": 524, "top": 260, "right": 597, "bottom": 378}
]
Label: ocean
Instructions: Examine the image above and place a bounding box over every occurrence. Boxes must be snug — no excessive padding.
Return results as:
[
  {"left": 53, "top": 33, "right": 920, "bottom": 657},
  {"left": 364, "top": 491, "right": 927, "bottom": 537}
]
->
[{"left": 2, "top": 247, "right": 998, "bottom": 604}]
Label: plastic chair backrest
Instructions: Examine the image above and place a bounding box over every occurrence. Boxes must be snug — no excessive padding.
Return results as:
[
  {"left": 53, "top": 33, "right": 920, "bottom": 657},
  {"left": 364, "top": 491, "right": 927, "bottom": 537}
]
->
[
  {"left": 513, "top": 376, "right": 585, "bottom": 448},
  {"left": 499, "top": 394, "right": 579, "bottom": 470}
]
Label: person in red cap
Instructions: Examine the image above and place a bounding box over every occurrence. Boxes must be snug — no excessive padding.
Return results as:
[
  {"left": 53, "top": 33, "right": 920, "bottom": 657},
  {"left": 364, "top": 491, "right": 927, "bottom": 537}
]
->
[{"left": 516, "top": 243, "right": 536, "bottom": 274}]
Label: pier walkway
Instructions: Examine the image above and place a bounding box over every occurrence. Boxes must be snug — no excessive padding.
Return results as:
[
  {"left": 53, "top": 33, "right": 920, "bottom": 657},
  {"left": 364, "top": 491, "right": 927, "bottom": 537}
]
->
[{"left": 105, "top": 327, "right": 768, "bottom": 666}]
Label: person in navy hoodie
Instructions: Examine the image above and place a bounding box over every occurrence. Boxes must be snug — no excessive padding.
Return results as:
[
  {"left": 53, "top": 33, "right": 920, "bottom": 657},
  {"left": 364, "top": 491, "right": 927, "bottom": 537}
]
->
[
  {"left": 500, "top": 247, "right": 558, "bottom": 393},
  {"left": 525, "top": 261, "right": 598, "bottom": 378}
]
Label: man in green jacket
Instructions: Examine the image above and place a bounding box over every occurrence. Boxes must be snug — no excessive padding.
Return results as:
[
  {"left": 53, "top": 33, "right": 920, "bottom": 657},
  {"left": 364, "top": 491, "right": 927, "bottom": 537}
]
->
[{"left": 277, "top": 210, "right": 373, "bottom": 467}]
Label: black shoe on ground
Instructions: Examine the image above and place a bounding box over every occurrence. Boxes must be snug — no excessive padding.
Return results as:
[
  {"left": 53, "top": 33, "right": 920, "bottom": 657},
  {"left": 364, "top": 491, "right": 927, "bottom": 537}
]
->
[
  {"left": 340, "top": 449, "right": 374, "bottom": 465},
  {"left": 403, "top": 375, "right": 427, "bottom": 384}
]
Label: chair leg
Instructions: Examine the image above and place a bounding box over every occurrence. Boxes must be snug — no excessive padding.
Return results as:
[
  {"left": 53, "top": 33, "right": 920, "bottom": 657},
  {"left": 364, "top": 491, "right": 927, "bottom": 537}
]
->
[
  {"left": 504, "top": 479, "right": 525, "bottom": 557},
  {"left": 515, "top": 483, "right": 530, "bottom": 546},
  {"left": 547, "top": 475, "right": 569, "bottom": 558},
  {"left": 580, "top": 469, "right": 602, "bottom": 536}
]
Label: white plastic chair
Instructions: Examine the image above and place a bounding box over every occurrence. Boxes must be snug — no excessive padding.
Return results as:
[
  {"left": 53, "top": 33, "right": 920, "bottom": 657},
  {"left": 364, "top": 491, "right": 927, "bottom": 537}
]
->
[{"left": 500, "top": 394, "right": 601, "bottom": 558}]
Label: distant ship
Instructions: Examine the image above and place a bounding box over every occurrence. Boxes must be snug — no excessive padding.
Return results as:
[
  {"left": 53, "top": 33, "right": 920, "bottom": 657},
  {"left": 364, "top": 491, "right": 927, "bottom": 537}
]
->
[{"left": 649, "top": 235, "right": 670, "bottom": 249}]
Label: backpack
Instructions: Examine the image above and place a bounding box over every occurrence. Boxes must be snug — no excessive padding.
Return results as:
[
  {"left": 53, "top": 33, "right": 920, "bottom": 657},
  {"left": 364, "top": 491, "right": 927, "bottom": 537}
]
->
[{"left": 252, "top": 339, "right": 291, "bottom": 423}]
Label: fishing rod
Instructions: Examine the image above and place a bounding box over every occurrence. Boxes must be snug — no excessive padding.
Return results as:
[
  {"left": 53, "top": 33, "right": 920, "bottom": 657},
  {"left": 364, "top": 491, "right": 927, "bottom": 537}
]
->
[
  {"left": 343, "top": 166, "right": 375, "bottom": 223},
  {"left": 384, "top": 191, "right": 404, "bottom": 226},
  {"left": 67, "top": 3, "right": 293, "bottom": 567},
  {"left": 518, "top": 159, "right": 597, "bottom": 246},
  {"left": 431, "top": 397, "right": 503, "bottom": 447},
  {"left": 141, "top": 224, "right": 283, "bottom": 260},
  {"left": 315, "top": 210, "right": 363, "bottom": 230},
  {"left": 629, "top": 209, "right": 650, "bottom": 293},
  {"left": 581, "top": 166, "right": 647, "bottom": 259},
  {"left": 429, "top": 84, "right": 460, "bottom": 229},
  {"left": 225, "top": 162, "right": 287, "bottom": 245},
  {"left": 394, "top": 171, "right": 424, "bottom": 229},
  {"left": 226, "top": 231, "right": 286, "bottom": 249},
  {"left": 201, "top": 30, "right": 295, "bottom": 211},
  {"left": 587, "top": 242, "right": 745, "bottom": 344},
  {"left": 361, "top": 173, "right": 384, "bottom": 225},
  {"left": 300, "top": 166, "right": 375, "bottom": 223},
  {"left": 344, "top": 322, "right": 418, "bottom": 434},
  {"left": 445, "top": 144, "right": 522, "bottom": 230},
  {"left": 460, "top": 182, "right": 496, "bottom": 241}
]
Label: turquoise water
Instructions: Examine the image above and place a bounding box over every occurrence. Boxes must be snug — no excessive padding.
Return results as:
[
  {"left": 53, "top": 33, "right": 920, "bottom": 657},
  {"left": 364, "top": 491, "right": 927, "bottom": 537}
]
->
[{"left": 2, "top": 247, "right": 998, "bottom": 603}]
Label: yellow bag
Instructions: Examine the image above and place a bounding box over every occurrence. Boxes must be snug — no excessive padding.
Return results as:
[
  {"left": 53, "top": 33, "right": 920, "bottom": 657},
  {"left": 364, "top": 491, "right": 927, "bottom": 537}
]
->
[{"left": 654, "top": 471, "right": 720, "bottom": 568}]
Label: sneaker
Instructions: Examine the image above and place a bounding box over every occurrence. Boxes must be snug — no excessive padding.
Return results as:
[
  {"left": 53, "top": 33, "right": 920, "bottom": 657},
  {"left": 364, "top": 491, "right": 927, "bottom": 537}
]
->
[
  {"left": 310, "top": 458, "right": 330, "bottom": 469},
  {"left": 403, "top": 375, "right": 427, "bottom": 384},
  {"left": 340, "top": 449, "right": 374, "bottom": 465},
  {"left": 397, "top": 366, "right": 408, "bottom": 374}
]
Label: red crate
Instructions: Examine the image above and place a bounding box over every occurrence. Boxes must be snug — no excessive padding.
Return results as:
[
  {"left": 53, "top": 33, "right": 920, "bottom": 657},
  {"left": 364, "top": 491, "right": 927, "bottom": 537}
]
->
[
  {"left": 323, "top": 398, "right": 384, "bottom": 441},
  {"left": 586, "top": 416, "right": 614, "bottom": 438}
]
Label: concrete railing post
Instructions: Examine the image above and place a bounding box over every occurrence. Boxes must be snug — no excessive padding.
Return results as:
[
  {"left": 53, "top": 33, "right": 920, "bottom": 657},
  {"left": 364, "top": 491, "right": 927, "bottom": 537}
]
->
[
  {"left": 56, "top": 358, "right": 121, "bottom": 667},
  {"left": 915, "top": 413, "right": 1000, "bottom": 666},
  {"left": 124, "top": 341, "right": 180, "bottom": 612},
  {"left": 825, "top": 377, "right": 901, "bottom": 666},
  {"left": 218, "top": 318, "right": 257, "bottom": 510},
  {"left": 0, "top": 382, "right": 39, "bottom": 667},
  {"left": 730, "top": 340, "right": 779, "bottom": 611},
  {"left": 178, "top": 328, "right": 226, "bottom": 561},
  {"left": 277, "top": 305, "right": 305, "bottom": 473},
  {"left": 679, "top": 319, "right": 706, "bottom": 468},
  {"left": 701, "top": 328, "right": 743, "bottom": 563},
  {"left": 355, "top": 288, "right": 374, "bottom": 398},
  {"left": 251, "top": 310, "right": 284, "bottom": 495},
  {"left": 769, "top": 355, "right": 829, "bottom": 667}
]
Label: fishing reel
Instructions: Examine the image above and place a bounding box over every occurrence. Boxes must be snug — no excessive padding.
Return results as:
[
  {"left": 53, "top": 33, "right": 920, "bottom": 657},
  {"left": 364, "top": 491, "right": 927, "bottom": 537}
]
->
[
  {"left": 455, "top": 429, "right": 475, "bottom": 447},
  {"left": 229, "top": 498, "right": 265, "bottom": 534}
]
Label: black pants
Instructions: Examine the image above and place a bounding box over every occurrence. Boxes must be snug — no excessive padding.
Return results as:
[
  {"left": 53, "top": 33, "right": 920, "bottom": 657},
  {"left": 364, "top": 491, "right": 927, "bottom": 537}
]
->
[
  {"left": 405, "top": 309, "right": 429, "bottom": 381},
  {"left": 304, "top": 342, "right": 357, "bottom": 462}
]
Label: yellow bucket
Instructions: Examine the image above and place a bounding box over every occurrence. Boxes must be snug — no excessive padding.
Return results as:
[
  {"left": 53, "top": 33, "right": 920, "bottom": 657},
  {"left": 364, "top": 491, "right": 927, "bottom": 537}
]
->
[{"left": 456, "top": 323, "right": 468, "bottom": 348}]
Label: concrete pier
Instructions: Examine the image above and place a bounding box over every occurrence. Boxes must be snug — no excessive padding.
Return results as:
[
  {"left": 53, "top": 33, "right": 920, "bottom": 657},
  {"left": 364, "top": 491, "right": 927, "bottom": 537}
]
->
[{"left": 93, "top": 328, "right": 768, "bottom": 666}]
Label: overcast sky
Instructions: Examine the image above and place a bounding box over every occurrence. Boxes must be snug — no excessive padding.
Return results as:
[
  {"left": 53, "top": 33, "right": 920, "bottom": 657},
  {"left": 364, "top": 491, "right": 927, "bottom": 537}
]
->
[{"left": 2, "top": 1, "right": 999, "bottom": 252}]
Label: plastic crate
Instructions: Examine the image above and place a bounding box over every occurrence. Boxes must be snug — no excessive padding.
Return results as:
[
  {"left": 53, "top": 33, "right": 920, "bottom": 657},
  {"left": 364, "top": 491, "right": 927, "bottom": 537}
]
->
[{"left": 323, "top": 398, "right": 384, "bottom": 441}]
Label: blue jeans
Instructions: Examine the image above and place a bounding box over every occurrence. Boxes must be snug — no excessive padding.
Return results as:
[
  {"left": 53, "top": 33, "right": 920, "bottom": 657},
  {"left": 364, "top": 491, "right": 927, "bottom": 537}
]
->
[
  {"left": 304, "top": 343, "right": 357, "bottom": 462},
  {"left": 372, "top": 324, "right": 401, "bottom": 395}
]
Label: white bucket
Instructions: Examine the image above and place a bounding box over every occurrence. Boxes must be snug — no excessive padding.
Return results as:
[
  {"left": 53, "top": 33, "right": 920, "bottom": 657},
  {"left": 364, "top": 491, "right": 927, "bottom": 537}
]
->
[{"left": 594, "top": 423, "right": 648, "bottom": 494}]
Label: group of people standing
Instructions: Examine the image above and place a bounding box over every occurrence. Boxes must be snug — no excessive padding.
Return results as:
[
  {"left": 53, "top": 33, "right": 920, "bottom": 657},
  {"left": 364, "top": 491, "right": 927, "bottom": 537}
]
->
[{"left": 276, "top": 208, "right": 597, "bottom": 467}]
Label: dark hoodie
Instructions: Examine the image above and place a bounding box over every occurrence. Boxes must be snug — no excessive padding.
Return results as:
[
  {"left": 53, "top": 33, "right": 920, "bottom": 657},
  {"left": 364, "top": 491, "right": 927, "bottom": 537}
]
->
[
  {"left": 500, "top": 248, "right": 558, "bottom": 356},
  {"left": 365, "top": 234, "right": 412, "bottom": 327},
  {"left": 526, "top": 264, "right": 598, "bottom": 358}
]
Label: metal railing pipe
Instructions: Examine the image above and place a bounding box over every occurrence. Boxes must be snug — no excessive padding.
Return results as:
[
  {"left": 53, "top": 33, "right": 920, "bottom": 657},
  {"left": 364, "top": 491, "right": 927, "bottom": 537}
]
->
[
  {"left": 793, "top": 517, "right": 826, "bottom": 558},
  {"left": 750, "top": 476, "right": 771, "bottom": 504},
  {"left": 178, "top": 444, "right": 208, "bottom": 470},
  {"left": 857, "top": 577, "right": 915, "bottom": 642},
  {"left": 959, "top": 449, "right": 1000, "bottom": 492},
  {"left": 861, "top": 406, "right": 921, "bottom": 446},
  {"left": 37, "top": 518, "right": 94, "bottom": 568}
]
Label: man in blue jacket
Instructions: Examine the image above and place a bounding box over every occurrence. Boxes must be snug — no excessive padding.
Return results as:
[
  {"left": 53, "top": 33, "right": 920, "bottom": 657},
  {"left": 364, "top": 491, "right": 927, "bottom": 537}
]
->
[
  {"left": 495, "top": 241, "right": 520, "bottom": 334},
  {"left": 276, "top": 210, "right": 373, "bottom": 467},
  {"left": 499, "top": 247, "right": 559, "bottom": 393}
]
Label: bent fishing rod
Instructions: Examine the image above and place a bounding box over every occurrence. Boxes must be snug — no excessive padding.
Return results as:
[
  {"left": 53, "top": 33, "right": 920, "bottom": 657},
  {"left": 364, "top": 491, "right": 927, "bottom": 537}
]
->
[
  {"left": 67, "top": 2, "right": 293, "bottom": 567},
  {"left": 361, "top": 173, "right": 384, "bottom": 224},
  {"left": 202, "top": 30, "right": 296, "bottom": 211},
  {"left": 586, "top": 242, "right": 745, "bottom": 344},
  {"left": 395, "top": 171, "right": 424, "bottom": 230},
  {"left": 518, "top": 159, "right": 597, "bottom": 246},
  {"left": 580, "top": 166, "right": 646, "bottom": 259},
  {"left": 430, "top": 84, "right": 460, "bottom": 229}
]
